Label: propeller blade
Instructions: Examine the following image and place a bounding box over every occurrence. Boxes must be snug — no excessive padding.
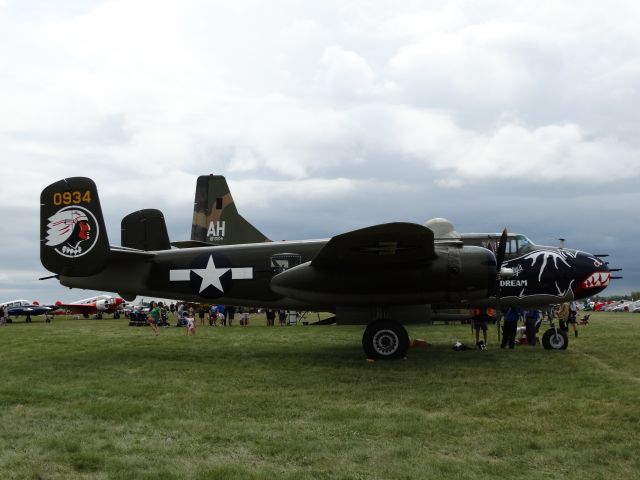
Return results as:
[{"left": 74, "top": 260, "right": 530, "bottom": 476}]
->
[
  {"left": 495, "top": 228, "right": 508, "bottom": 273},
  {"left": 494, "top": 228, "right": 508, "bottom": 344}
]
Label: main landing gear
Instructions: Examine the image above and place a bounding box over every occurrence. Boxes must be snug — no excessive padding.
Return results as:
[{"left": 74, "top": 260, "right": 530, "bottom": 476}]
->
[{"left": 362, "top": 319, "right": 410, "bottom": 360}]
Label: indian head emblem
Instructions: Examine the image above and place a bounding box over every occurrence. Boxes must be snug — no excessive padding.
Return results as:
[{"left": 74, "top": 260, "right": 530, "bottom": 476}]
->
[{"left": 46, "top": 206, "right": 100, "bottom": 257}]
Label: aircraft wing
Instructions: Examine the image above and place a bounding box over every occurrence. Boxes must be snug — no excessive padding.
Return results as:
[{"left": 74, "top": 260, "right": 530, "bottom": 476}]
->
[
  {"left": 311, "top": 222, "right": 435, "bottom": 268},
  {"left": 8, "top": 305, "right": 59, "bottom": 316},
  {"left": 56, "top": 303, "right": 98, "bottom": 314}
]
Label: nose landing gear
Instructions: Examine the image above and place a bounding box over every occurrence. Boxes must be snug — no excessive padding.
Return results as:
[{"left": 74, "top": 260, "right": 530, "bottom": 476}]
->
[{"left": 542, "top": 327, "right": 568, "bottom": 350}]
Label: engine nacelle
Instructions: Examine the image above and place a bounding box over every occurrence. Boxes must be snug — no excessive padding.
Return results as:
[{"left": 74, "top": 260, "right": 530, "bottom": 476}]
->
[{"left": 270, "top": 245, "right": 495, "bottom": 307}]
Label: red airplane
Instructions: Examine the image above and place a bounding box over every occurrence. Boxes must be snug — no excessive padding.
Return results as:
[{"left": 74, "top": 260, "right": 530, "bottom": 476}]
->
[{"left": 55, "top": 294, "right": 124, "bottom": 318}]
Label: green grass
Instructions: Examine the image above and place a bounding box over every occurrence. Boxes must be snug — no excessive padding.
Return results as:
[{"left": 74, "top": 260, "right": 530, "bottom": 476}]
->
[{"left": 1, "top": 311, "right": 639, "bottom": 479}]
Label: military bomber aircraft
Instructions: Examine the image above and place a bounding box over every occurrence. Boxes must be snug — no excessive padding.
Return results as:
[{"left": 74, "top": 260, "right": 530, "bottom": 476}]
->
[{"left": 40, "top": 176, "right": 612, "bottom": 359}]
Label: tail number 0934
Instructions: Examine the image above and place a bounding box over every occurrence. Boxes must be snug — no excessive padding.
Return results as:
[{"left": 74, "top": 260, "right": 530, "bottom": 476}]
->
[{"left": 52, "top": 190, "right": 92, "bottom": 206}]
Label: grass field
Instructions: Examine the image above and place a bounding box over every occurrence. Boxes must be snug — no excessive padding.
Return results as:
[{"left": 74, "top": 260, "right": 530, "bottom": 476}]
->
[{"left": 1, "top": 311, "right": 639, "bottom": 479}]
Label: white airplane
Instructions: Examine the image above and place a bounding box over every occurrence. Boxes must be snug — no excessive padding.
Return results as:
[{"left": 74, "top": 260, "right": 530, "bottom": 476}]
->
[{"left": 54, "top": 294, "right": 124, "bottom": 319}]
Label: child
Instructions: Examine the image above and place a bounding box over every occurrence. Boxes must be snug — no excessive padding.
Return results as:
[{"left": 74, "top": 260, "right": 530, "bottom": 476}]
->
[
  {"left": 239, "top": 308, "right": 249, "bottom": 326},
  {"left": 185, "top": 313, "right": 196, "bottom": 336}
]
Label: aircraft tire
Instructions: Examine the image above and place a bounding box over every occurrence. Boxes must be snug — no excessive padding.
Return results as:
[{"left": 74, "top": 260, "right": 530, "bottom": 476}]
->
[
  {"left": 542, "top": 328, "right": 569, "bottom": 350},
  {"left": 362, "top": 320, "right": 409, "bottom": 360}
]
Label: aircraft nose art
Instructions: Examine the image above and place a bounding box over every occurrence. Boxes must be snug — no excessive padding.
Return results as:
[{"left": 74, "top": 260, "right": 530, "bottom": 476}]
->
[
  {"left": 572, "top": 251, "right": 611, "bottom": 297},
  {"left": 581, "top": 271, "right": 611, "bottom": 289}
]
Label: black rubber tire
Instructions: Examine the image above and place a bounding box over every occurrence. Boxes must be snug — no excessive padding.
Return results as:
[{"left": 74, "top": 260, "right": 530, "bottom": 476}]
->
[
  {"left": 542, "top": 328, "right": 569, "bottom": 350},
  {"left": 362, "top": 320, "right": 409, "bottom": 360}
]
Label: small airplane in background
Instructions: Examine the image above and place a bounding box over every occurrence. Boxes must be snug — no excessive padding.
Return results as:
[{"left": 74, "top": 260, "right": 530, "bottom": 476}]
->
[
  {"left": 40, "top": 175, "right": 614, "bottom": 359},
  {"left": 54, "top": 294, "right": 124, "bottom": 319},
  {"left": 1, "top": 299, "right": 59, "bottom": 322}
]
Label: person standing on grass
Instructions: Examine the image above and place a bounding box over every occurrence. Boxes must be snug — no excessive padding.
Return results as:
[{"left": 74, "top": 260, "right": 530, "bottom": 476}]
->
[
  {"left": 524, "top": 309, "right": 540, "bottom": 346},
  {"left": 239, "top": 307, "right": 249, "bottom": 326},
  {"left": 217, "top": 305, "right": 226, "bottom": 326},
  {"left": 501, "top": 306, "right": 519, "bottom": 349},
  {"left": 558, "top": 302, "right": 570, "bottom": 332},
  {"left": 176, "top": 303, "right": 184, "bottom": 326},
  {"left": 160, "top": 303, "right": 169, "bottom": 327},
  {"left": 0, "top": 306, "right": 6, "bottom": 326},
  {"left": 226, "top": 305, "right": 235, "bottom": 326},
  {"left": 185, "top": 311, "right": 195, "bottom": 336},
  {"left": 266, "top": 308, "right": 276, "bottom": 326},
  {"left": 209, "top": 304, "right": 217, "bottom": 326},
  {"left": 471, "top": 307, "right": 491, "bottom": 349},
  {"left": 148, "top": 301, "right": 160, "bottom": 336},
  {"left": 278, "top": 309, "right": 286, "bottom": 326},
  {"left": 198, "top": 305, "right": 206, "bottom": 327},
  {"left": 568, "top": 300, "right": 579, "bottom": 337}
]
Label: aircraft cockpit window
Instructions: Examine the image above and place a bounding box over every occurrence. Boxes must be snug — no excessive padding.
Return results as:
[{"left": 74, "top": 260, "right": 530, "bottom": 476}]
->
[
  {"left": 515, "top": 235, "right": 533, "bottom": 253},
  {"left": 480, "top": 235, "right": 533, "bottom": 255}
]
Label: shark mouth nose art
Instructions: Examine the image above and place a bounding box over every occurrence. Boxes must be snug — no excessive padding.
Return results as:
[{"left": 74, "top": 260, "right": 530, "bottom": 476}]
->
[{"left": 581, "top": 272, "right": 611, "bottom": 289}]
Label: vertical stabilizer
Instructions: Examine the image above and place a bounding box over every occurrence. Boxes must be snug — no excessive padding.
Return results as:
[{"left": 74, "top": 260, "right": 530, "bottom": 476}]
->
[
  {"left": 121, "top": 209, "right": 171, "bottom": 251},
  {"left": 40, "top": 177, "right": 110, "bottom": 276},
  {"left": 190, "top": 175, "right": 270, "bottom": 245}
]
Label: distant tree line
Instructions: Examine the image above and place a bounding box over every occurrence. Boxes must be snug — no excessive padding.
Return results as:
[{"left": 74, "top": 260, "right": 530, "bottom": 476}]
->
[{"left": 590, "top": 291, "right": 640, "bottom": 301}]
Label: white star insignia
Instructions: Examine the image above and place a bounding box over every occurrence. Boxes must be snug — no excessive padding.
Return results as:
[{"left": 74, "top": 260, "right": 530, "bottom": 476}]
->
[
  {"left": 169, "top": 255, "right": 254, "bottom": 294},
  {"left": 192, "top": 255, "right": 230, "bottom": 293}
]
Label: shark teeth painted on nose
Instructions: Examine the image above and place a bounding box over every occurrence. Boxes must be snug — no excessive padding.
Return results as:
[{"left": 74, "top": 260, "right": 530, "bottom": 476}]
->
[{"left": 581, "top": 272, "right": 611, "bottom": 289}]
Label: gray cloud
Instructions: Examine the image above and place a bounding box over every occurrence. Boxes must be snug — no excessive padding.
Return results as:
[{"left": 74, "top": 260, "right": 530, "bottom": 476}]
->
[{"left": 0, "top": 0, "right": 637, "bottom": 303}]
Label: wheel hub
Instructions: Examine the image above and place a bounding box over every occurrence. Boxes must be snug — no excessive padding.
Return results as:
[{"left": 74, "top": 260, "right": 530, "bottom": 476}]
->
[
  {"left": 550, "top": 333, "right": 565, "bottom": 349},
  {"left": 372, "top": 329, "right": 399, "bottom": 356}
]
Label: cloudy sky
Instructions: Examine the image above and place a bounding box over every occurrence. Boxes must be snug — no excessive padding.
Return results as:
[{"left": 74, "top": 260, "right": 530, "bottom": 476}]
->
[{"left": 1, "top": 0, "right": 638, "bottom": 304}]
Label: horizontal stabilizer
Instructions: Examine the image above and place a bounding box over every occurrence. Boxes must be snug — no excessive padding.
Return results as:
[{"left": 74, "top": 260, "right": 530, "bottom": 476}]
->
[
  {"left": 109, "top": 246, "right": 156, "bottom": 261},
  {"left": 171, "top": 240, "right": 216, "bottom": 249},
  {"left": 311, "top": 222, "right": 436, "bottom": 268}
]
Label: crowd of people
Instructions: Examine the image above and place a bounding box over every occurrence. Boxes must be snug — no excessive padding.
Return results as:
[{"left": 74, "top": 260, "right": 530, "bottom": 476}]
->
[
  {"left": 471, "top": 301, "right": 580, "bottom": 350},
  {"left": 134, "top": 302, "right": 295, "bottom": 336}
]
